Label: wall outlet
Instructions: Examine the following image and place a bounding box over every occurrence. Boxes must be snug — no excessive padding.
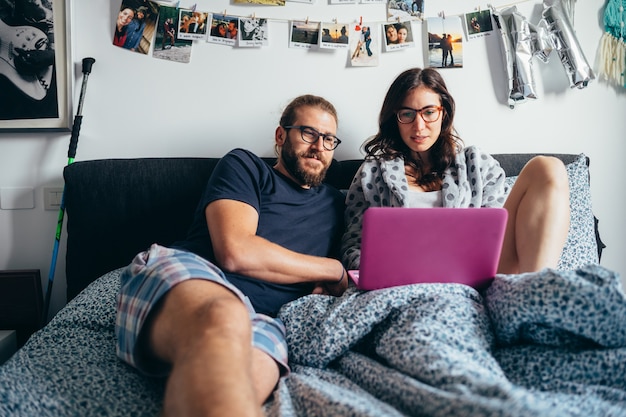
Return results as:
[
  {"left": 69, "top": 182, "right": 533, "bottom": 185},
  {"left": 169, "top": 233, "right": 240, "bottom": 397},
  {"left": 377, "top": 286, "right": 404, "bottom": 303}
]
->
[{"left": 43, "top": 187, "right": 64, "bottom": 211}]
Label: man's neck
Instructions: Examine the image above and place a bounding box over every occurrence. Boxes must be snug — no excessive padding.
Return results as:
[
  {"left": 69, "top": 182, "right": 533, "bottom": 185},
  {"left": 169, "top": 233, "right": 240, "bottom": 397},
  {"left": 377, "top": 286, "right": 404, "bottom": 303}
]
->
[{"left": 273, "top": 162, "right": 310, "bottom": 189}]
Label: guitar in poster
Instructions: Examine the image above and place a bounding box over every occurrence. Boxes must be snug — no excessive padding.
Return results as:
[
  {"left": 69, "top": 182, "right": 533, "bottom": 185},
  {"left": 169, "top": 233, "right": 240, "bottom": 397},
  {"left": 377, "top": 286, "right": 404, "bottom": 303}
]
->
[{"left": 0, "top": 0, "right": 58, "bottom": 121}]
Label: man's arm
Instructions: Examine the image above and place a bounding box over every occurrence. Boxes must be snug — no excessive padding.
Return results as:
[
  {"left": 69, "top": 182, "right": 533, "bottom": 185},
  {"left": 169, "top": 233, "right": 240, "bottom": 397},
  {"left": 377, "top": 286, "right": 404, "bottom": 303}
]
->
[{"left": 206, "top": 199, "right": 347, "bottom": 295}]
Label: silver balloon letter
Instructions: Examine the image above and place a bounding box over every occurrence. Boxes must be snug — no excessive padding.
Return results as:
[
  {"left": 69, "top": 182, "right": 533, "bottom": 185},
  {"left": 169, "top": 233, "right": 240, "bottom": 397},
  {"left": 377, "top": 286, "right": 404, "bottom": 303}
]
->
[
  {"left": 542, "top": 0, "right": 595, "bottom": 88},
  {"left": 493, "top": 6, "right": 542, "bottom": 108}
]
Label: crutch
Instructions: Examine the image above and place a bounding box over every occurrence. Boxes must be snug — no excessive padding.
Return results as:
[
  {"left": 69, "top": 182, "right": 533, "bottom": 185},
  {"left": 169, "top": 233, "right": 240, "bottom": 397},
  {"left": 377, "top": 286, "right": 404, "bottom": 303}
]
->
[{"left": 42, "top": 57, "right": 96, "bottom": 325}]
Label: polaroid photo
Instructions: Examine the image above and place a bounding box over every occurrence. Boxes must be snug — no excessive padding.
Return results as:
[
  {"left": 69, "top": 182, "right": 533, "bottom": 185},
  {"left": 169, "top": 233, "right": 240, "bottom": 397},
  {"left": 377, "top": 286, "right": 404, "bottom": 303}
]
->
[
  {"left": 239, "top": 18, "right": 269, "bottom": 47},
  {"left": 426, "top": 16, "right": 463, "bottom": 69},
  {"left": 387, "top": 0, "right": 423, "bottom": 22},
  {"left": 207, "top": 14, "right": 239, "bottom": 46},
  {"left": 350, "top": 23, "right": 380, "bottom": 67},
  {"left": 234, "top": 0, "right": 285, "bottom": 5},
  {"left": 383, "top": 22, "right": 414, "bottom": 52},
  {"left": 464, "top": 10, "right": 494, "bottom": 40},
  {"left": 152, "top": 5, "right": 193, "bottom": 63},
  {"left": 177, "top": 9, "right": 209, "bottom": 41},
  {"left": 113, "top": 2, "right": 160, "bottom": 54},
  {"left": 319, "top": 22, "right": 350, "bottom": 49},
  {"left": 290, "top": 20, "right": 320, "bottom": 49}
]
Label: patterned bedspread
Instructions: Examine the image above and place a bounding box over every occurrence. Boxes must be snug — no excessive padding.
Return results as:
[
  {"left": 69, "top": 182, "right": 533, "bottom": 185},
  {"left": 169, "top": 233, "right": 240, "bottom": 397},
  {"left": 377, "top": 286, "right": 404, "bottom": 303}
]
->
[
  {"left": 269, "top": 264, "right": 626, "bottom": 416},
  {"left": 0, "top": 265, "right": 625, "bottom": 416}
]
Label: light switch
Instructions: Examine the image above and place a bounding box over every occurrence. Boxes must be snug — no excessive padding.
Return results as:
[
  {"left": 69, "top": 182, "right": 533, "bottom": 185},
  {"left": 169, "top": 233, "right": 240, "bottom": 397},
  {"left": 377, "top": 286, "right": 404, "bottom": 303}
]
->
[{"left": 44, "top": 187, "right": 64, "bottom": 211}]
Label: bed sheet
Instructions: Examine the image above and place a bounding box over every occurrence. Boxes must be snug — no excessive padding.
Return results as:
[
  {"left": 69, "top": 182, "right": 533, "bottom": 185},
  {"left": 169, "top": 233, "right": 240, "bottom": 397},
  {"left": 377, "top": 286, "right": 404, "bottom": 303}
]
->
[
  {"left": 270, "top": 264, "right": 626, "bottom": 416},
  {"left": 0, "top": 265, "right": 624, "bottom": 417}
]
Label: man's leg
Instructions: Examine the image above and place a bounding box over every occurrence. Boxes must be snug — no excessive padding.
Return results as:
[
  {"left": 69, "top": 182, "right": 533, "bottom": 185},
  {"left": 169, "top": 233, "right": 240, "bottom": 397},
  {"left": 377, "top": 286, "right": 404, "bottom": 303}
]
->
[{"left": 148, "top": 279, "right": 280, "bottom": 417}]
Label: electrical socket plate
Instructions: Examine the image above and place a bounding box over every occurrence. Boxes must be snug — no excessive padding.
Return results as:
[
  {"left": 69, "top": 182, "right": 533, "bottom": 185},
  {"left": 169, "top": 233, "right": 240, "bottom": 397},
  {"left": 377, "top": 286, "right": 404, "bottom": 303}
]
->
[{"left": 43, "top": 187, "right": 63, "bottom": 211}]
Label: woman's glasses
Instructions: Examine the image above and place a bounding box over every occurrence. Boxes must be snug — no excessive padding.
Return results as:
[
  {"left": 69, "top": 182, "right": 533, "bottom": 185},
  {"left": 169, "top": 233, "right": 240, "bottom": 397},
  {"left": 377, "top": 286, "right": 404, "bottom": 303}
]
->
[{"left": 396, "top": 106, "right": 443, "bottom": 124}]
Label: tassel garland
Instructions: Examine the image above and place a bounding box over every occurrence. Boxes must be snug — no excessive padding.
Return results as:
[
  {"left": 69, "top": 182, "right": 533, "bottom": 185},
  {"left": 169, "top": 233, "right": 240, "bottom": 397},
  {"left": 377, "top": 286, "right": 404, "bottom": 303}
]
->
[{"left": 598, "top": 0, "right": 626, "bottom": 87}]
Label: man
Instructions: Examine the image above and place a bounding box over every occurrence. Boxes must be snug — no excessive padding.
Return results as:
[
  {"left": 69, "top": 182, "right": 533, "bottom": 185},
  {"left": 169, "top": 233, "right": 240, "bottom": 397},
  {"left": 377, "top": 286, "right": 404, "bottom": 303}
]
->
[
  {"left": 162, "top": 17, "right": 175, "bottom": 49},
  {"left": 116, "top": 94, "right": 348, "bottom": 417},
  {"left": 363, "top": 26, "right": 372, "bottom": 56},
  {"left": 411, "top": 0, "right": 423, "bottom": 15},
  {"left": 440, "top": 33, "right": 448, "bottom": 67},
  {"left": 188, "top": 15, "right": 199, "bottom": 33},
  {"left": 446, "top": 34, "right": 455, "bottom": 66},
  {"left": 226, "top": 20, "right": 238, "bottom": 39}
]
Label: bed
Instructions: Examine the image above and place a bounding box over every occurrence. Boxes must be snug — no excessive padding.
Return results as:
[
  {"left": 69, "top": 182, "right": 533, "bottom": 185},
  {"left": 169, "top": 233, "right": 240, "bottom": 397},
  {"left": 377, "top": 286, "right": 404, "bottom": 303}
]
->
[{"left": 1, "top": 152, "right": 624, "bottom": 417}]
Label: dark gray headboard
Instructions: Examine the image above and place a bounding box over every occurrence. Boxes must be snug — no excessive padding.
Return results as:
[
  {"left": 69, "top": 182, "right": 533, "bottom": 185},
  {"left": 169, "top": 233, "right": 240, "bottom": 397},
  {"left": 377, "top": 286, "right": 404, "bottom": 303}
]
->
[{"left": 63, "top": 153, "right": 599, "bottom": 301}]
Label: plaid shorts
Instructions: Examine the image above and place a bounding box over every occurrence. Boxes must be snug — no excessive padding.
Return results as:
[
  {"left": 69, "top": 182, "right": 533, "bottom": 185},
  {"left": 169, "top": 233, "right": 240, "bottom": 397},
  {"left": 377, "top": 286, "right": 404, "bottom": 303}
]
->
[{"left": 115, "top": 244, "right": 289, "bottom": 376}]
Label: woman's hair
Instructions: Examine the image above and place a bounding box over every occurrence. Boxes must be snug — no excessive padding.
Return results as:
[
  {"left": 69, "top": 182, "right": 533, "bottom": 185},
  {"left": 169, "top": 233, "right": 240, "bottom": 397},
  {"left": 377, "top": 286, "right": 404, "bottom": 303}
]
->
[
  {"left": 363, "top": 67, "right": 462, "bottom": 190},
  {"left": 395, "top": 23, "right": 408, "bottom": 32},
  {"left": 279, "top": 94, "right": 338, "bottom": 128}
]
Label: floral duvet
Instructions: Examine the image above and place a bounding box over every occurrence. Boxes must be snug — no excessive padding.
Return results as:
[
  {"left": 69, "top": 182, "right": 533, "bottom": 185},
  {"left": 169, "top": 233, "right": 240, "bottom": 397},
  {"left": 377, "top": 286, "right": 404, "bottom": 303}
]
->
[{"left": 0, "top": 265, "right": 624, "bottom": 417}]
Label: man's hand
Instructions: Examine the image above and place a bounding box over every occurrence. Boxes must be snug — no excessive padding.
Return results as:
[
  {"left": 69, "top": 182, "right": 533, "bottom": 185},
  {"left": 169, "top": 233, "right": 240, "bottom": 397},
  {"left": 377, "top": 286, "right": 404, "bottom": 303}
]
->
[{"left": 311, "top": 267, "right": 348, "bottom": 297}]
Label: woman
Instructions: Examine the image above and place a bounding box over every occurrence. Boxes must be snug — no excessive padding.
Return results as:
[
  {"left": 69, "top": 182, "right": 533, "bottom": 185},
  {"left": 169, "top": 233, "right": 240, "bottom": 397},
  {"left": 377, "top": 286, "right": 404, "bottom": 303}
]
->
[
  {"left": 210, "top": 22, "right": 227, "bottom": 38},
  {"left": 341, "top": 68, "right": 570, "bottom": 275},
  {"left": 396, "top": 24, "right": 409, "bottom": 43},
  {"left": 113, "top": 7, "right": 134, "bottom": 47},
  {"left": 242, "top": 18, "right": 258, "bottom": 40},
  {"left": 123, "top": 6, "right": 148, "bottom": 52}
]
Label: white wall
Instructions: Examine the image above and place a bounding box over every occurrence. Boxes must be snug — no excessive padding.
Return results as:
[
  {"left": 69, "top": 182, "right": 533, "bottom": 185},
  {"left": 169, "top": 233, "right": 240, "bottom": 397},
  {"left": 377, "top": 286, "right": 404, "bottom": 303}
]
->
[{"left": 0, "top": 0, "right": 624, "bottom": 320}]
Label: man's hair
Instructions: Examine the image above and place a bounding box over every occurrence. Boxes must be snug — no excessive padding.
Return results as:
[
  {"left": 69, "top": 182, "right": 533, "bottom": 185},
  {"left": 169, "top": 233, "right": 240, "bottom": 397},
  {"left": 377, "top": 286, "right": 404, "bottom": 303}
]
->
[{"left": 279, "top": 94, "right": 338, "bottom": 128}]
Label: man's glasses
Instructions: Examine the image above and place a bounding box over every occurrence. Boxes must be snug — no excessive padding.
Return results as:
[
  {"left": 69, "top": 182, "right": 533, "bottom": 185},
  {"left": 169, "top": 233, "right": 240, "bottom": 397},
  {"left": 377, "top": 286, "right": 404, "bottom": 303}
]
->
[
  {"left": 284, "top": 125, "right": 342, "bottom": 151},
  {"left": 396, "top": 106, "right": 443, "bottom": 124}
]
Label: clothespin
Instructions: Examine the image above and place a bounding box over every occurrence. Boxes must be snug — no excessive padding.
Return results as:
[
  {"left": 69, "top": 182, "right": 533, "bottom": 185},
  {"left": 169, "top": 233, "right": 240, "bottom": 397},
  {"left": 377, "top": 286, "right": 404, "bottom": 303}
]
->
[
  {"left": 355, "top": 16, "right": 362, "bottom": 31},
  {"left": 305, "top": 16, "right": 309, "bottom": 24},
  {"left": 190, "top": 3, "right": 196, "bottom": 12},
  {"left": 439, "top": 10, "right": 446, "bottom": 19}
]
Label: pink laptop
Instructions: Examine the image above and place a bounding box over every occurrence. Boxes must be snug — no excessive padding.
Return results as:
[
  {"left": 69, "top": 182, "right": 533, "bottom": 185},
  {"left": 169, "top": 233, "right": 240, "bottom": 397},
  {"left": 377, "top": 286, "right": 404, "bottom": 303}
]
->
[{"left": 348, "top": 207, "right": 508, "bottom": 291}]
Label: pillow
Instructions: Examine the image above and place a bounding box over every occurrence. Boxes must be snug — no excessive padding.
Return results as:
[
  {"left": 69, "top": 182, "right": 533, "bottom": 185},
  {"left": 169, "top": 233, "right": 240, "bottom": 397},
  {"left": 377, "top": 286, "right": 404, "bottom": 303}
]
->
[{"left": 503, "top": 154, "right": 599, "bottom": 270}]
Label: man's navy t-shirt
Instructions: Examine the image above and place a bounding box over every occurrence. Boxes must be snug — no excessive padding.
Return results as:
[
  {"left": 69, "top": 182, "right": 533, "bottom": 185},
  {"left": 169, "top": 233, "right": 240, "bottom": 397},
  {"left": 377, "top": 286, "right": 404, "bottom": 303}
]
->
[{"left": 173, "top": 148, "right": 345, "bottom": 317}]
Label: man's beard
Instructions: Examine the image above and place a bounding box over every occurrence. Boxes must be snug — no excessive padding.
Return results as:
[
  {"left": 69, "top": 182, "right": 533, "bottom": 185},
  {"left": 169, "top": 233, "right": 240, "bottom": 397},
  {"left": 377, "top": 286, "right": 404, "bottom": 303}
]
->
[{"left": 280, "top": 140, "right": 330, "bottom": 187}]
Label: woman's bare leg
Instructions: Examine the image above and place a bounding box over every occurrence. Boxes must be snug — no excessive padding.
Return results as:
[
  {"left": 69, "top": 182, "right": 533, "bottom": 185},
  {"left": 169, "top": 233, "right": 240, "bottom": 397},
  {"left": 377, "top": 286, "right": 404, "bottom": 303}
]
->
[
  {"left": 498, "top": 156, "right": 570, "bottom": 274},
  {"left": 146, "top": 279, "right": 280, "bottom": 417}
]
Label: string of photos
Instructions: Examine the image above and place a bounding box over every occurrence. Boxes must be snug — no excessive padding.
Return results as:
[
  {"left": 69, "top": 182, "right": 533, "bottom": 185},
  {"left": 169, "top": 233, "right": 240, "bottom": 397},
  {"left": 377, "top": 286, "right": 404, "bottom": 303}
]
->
[{"left": 114, "top": 0, "right": 620, "bottom": 109}]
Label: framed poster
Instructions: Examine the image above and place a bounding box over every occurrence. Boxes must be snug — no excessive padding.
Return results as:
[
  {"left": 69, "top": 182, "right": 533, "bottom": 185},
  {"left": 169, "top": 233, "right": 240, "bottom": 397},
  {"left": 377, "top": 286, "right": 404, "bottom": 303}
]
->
[{"left": 0, "top": 0, "right": 73, "bottom": 131}]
